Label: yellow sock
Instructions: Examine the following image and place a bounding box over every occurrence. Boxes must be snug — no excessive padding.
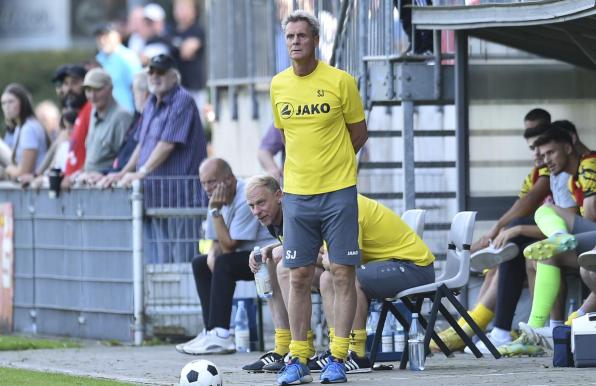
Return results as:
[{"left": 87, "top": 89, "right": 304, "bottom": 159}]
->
[
  {"left": 349, "top": 329, "right": 367, "bottom": 357},
  {"left": 274, "top": 328, "right": 291, "bottom": 355},
  {"left": 455, "top": 303, "right": 494, "bottom": 333},
  {"left": 307, "top": 330, "right": 315, "bottom": 358},
  {"left": 330, "top": 335, "right": 350, "bottom": 361},
  {"left": 288, "top": 340, "right": 310, "bottom": 364},
  {"left": 468, "top": 303, "right": 494, "bottom": 331},
  {"left": 329, "top": 327, "right": 335, "bottom": 345}
]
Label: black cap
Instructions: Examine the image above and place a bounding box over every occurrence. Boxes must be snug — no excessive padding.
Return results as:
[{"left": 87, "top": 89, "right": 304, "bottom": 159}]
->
[
  {"left": 52, "top": 64, "right": 87, "bottom": 83},
  {"left": 93, "top": 22, "right": 117, "bottom": 36},
  {"left": 149, "top": 54, "right": 176, "bottom": 71}
]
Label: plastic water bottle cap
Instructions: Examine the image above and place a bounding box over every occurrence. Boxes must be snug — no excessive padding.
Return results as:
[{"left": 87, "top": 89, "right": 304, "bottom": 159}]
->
[
  {"left": 254, "top": 246, "right": 260, "bottom": 251},
  {"left": 412, "top": 313, "right": 418, "bottom": 317}
]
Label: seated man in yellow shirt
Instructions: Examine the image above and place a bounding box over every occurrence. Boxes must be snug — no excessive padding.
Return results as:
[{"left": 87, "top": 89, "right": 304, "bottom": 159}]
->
[
  {"left": 318, "top": 194, "right": 435, "bottom": 371},
  {"left": 243, "top": 175, "right": 435, "bottom": 373}
]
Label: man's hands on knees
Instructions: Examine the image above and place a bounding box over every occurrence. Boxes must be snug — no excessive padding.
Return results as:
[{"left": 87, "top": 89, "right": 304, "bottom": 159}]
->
[{"left": 272, "top": 245, "right": 284, "bottom": 264}]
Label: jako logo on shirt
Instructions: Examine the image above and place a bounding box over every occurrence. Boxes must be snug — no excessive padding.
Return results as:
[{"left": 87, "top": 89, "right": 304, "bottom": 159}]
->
[{"left": 277, "top": 102, "right": 331, "bottom": 119}]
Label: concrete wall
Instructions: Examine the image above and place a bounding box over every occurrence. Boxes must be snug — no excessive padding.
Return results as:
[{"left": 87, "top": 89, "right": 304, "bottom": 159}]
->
[{"left": 210, "top": 86, "right": 273, "bottom": 179}]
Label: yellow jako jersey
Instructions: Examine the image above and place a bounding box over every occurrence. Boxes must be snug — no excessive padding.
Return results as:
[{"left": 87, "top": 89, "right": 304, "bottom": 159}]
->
[{"left": 270, "top": 61, "right": 365, "bottom": 195}]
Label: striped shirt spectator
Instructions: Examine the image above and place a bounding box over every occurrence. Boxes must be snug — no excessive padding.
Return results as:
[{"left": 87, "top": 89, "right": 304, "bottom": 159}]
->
[{"left": 136, "top": 84, "right": 205, "bottom": 178}]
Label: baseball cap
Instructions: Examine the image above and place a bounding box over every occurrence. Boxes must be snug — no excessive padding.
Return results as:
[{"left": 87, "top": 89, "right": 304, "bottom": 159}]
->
[
  {"left": 52, "top": 64, "right": 87, "bottom": 83},
  {"left": 149, "top": 54, "right": 176, "bottom": 72},
  {"left": 83, "top": 68, "right": 112, "bottom": 89},
  {"left": 144, "top": 3, "right": 166, "bottom": 22}
]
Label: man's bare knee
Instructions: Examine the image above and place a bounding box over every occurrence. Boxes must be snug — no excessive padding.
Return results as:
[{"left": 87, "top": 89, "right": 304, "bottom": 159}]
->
[
  {"left": 331, "top": 264, "right": 355, "bottom": 290},
  {"left": 290, "top": 266, "right": 314, "bottom": 292}
]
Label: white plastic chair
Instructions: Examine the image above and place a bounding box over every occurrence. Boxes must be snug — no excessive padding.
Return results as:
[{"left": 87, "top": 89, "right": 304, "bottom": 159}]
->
[
  {"left": 369, "top": 211, "right": 501, "bottom": 368},
  {"left": 401, "top": 209, "right": 426, "bottom": 237}
]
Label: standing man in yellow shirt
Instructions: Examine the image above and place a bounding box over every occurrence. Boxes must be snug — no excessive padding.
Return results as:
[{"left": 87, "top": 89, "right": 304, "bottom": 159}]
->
[{"left": 270, "top": 10, "right": 368, "bottom": 385}]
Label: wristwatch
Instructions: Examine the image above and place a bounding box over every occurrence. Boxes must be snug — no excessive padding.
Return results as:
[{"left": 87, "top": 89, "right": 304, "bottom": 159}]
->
[{"left": 209, "top": 208, "right": 222, "bottom": 217}]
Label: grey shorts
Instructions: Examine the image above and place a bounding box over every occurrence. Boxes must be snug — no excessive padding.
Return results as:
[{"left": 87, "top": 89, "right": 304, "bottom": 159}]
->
[
  {"left": 282, "top": 185, "right": 360, "bottom": 268},
  {"left": 572, "top": 216, "right": 596, "bottom": 254},
  {"left": 357, "top": 260, "right": 435, "bottom": 299},
  {"left": 572, "top": 215, "right": 596, "bottom": 234}
]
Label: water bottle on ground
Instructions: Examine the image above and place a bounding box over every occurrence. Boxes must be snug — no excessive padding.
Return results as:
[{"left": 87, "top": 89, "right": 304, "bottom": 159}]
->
[
  {"left": 229, "top": 304, "right": 237, "bottom": 338},
  {"left": 394, "top": 323, "right": 406, "bottom": 353},
  {"left": 366, "top": 301, "right": 381, "bottom": 336},
  {"left": 408, "top": 313, "right": 425, "bottom": 371},
  {"left": 382, "top": 313, "right": 394, "bottom": 352},
  {"left": 234, "top": 300, "right": 250, "bottom": 352},
  {"left": 253, "top": 246, "right": 273, "bottom": 299}
]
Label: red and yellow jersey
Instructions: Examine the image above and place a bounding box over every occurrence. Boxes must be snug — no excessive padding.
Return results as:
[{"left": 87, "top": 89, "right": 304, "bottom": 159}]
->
[
  {"left": 519, "top": 166, "right": 550, "bottom": 198},
  {"left": 569, "top": 152, "right": 596, "bottom": 216}
]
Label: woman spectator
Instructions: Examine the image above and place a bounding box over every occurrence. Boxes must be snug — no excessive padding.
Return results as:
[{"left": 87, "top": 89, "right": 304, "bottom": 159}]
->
[{"left": 1, "top": 83, "right": 49, "bottom": 180}]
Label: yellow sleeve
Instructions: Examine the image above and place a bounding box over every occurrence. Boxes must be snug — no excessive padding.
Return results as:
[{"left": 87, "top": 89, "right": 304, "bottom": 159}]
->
[
  {"left": 538, "top": 166, "right": 550, "bottom": 178},
  {"left": 340, "top": 73, "right": 365, "bottom": 124},
  {"left": 578, "top": 157, "right": 596, "bottom": 198},
  {"left": 518, "top": 170, "right": 533, "bottom": 198}
]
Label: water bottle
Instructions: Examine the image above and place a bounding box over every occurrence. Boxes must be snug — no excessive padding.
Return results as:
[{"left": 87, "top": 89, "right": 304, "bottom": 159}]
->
[
  {"left": 394, "top": 323, "right": 406, "bottom": 353},
  {"left": 234, "top": 300, "right": 250, "bottom": 352},
  {"left": 229, "top": 304, "right": 237, "bottom": 338},
  {"left": 366, "top": 301, "right": 381, "bottom": 335},
  {"left": 253, "top": 246, "right": 273, "bottom": 299},
  {"left": 408, "top": 313, "right": 425, "bottom": 371},
  {"left": 381, "top": 313, "right": 394, "bottom": 353}
]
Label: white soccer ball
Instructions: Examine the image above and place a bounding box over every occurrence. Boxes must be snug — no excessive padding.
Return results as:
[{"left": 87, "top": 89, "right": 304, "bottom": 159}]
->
[{"left": 179, "top": 359, "right": 223, "bottom": 386}]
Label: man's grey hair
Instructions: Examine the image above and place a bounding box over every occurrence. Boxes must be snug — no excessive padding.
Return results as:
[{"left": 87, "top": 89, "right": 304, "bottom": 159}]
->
[
  {"left": 282, "top": 10, "right": 320, "bottom": 37},
  {"left": 245, "top": 174, "right": 281, "bottom": 195}
]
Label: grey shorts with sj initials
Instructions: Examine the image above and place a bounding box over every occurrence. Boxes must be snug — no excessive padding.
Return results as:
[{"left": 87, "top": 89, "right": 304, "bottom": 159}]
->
[
  {"left": 282, "top": 185, "right": 360, "bottom": 268},
  {"left": 357, "top": 259, "right": 435, "bottom": 299}
]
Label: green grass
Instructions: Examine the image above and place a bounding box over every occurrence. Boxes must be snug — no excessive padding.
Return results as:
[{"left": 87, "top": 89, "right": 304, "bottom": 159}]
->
[
  {"left": 0, "top": 367, "right": 133, "bottom": 385},
  {"left": 0, "top": 335, "right": 82, "bottom": 351}
]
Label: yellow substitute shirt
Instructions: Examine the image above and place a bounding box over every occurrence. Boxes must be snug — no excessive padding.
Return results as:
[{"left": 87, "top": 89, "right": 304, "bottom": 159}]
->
[
  {"left": 569, "top": 152, "right": 596, "bottom": 216},
  {"left": 357, "top": 195, "right": 435, "bottom": 266},
  {"left": 519, "top": 166, "right": 550, "bottom": 198},
  {"left": 270, "top": 61, "right": 365, "bottom": 195}
]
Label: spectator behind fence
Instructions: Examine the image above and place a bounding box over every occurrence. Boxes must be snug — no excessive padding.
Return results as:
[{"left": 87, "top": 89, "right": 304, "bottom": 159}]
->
[
  {"left": 20, "top": 107, "right": 79, "bottom": 189},
  {"left": 107, "top": 54, "right": 207, "bottom": 191},
  {"left": 97, "top": 70, "right": 150, "bottom": 186},
  {"left": 176, "top": 158, "right": 277, "bottom": 355},
  {"left": 257, "top": 124, "right": 285, "bottom": 183},
  {"left": 51, "top": 64, "right": 93, "bottom": 185},
  {"left": 76, "top": 68, "right": 131, "bottom": 185},
  {"left": 94, "top": 22, "right": 142, "bottom": 113},
  {"left": 1, "top": 83, "right": 49, "bottom": 181},
  {"left": 35, "top": 100, "right": 61, "bottom": 142},
  {"left": 103, "top": 54, "right": 207, "bottom": 263},
  {"left": 171, "top": 0, "right": 207, "bottom": 121},
  {"left": 138, "top": 3, "right": 172, "bottom": 65}
]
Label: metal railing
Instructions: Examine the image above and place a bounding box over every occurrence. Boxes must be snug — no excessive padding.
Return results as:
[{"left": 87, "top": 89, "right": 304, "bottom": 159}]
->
[{"left": 426, "top": 0, "right": 546, "bottom": 5}]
